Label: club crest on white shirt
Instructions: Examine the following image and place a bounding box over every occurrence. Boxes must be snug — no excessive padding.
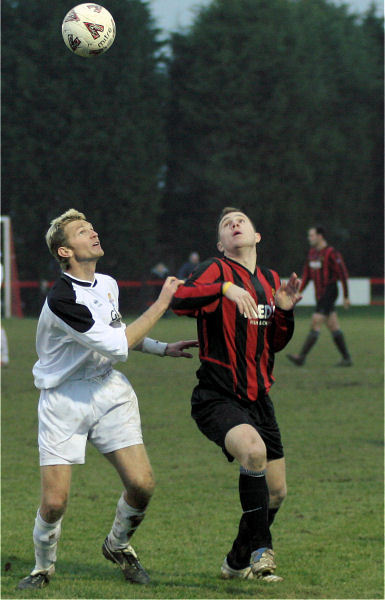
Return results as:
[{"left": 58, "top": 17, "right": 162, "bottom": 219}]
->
[{"left": 108, "top": 292, "right": 122, "bottom": 327}]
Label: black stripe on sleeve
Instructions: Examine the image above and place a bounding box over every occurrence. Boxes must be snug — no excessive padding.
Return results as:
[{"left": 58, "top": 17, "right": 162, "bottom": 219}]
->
[{"left": 48, "top": 276, "right": 95, "bottom": 333}]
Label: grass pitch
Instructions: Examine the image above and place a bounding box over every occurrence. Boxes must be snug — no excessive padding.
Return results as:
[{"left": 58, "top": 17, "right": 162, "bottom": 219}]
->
[{"left": 1, "top": 307, "right": 384, "bottom": 599}]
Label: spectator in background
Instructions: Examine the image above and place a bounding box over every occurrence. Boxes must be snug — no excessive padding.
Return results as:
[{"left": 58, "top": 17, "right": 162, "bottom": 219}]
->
[
  {"left": 287, "top": 226, "right": 352, "bottom": 367},
  {"left": 150, "top": 261, "right": 169, "bottom": 281},
  {"left": 177, "top": 252, "right": 200, "bottom": 280}
]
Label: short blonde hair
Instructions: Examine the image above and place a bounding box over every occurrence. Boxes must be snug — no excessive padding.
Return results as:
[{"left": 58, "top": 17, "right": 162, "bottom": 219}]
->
[{"left": 46, "top": 208, "right": 86, "bottom": 270}]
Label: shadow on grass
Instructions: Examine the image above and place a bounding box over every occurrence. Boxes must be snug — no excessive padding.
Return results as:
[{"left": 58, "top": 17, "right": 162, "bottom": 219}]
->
[
  {"left": 3, "top": 556, "right": 256, "bottom": 599},
  {"left": 2, "top": 557, "right": 111, "bottom": 598}
]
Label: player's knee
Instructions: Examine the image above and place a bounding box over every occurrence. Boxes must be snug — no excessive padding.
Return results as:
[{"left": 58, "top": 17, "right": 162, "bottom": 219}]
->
[
  {"left": 326, "top": 319, "right": 339, "bottom": 332},
  {"left": 243, "top": 442, "right": 267, "bottom": 472},
  {"left": 126, "top": 472, "right": 155, "bottom": 507},
  {"left": 312, "top": 312, "right": 324, "bottom": 329},
  {"left": 41, "top": 494, "right": 68, "bottom": 521}
]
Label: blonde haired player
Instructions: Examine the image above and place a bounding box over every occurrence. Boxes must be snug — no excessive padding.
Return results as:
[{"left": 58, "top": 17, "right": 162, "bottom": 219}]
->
[{"left": 18, "top": 209, "right": 197, "bottom": 590}]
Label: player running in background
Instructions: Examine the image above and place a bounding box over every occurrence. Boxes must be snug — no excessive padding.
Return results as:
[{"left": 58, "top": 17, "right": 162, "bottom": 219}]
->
[
  {"left": 172, "top": 207, "right": 302, "bottom": 583},
  {"left": 287, "top": 226, "right": 352, "bottom": 367},
  {"left": 18, "top": 209, "right": 197, "bottom": 591}
]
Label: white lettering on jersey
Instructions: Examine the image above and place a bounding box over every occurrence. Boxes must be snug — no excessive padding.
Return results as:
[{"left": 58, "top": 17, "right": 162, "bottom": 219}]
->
[
  {"left": 249, "top": 303, "right": 275, "bottom": 326},
  {"left": 309, "top": 260, "right": 322, "bottom": 269}
]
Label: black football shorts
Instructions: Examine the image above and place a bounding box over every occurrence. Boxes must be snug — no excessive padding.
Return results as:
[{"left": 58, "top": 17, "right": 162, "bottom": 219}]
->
[
  {"left": 191, "top": 385, "right": 284, "bottom": 462},
  {"left": 315, "top": 282, "right": 338, "bottom": 315}
]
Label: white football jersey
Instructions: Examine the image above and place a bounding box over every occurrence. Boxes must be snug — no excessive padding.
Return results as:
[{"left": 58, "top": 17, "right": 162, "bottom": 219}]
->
[{"left": 33, "top": 273, "right": 129, "bottom": 389}]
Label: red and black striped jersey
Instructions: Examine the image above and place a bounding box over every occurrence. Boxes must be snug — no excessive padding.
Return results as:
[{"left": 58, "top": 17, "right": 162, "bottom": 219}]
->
[
  {"left": 300, "top": 246, "right": 349, "bottom": 300},
  {"left": 172, "top": 257, "right": 294, "bottom": 402}
]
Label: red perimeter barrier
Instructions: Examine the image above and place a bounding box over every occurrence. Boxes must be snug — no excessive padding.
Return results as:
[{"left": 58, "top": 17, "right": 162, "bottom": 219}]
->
[
  {"left": 5, "top": 277, "right": 384, "bottom": 316},
  {"left": 14, "top": 280, "right": 164, "bottom": 289},
  {"left": 15, "top": 278, "right": 385, "bottom": 289},
  {"left": 11, "top": 278, "right": 385, "bottom": 306}
]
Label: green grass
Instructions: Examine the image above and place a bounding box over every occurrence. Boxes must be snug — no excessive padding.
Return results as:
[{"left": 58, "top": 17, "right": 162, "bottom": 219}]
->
[{"left": 1, "top": 307, "right": 384, "bottom": 599}]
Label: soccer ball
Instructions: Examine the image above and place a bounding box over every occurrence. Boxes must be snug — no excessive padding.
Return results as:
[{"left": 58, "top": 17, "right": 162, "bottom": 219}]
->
[{"left": 62, "top": 4, "right": 116, "bottom": 57}]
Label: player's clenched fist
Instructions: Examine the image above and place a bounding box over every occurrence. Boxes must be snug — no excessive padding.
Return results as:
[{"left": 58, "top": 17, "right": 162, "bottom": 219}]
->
[{"left": 158, "top": 276, "right": 185, "bottom": 308}]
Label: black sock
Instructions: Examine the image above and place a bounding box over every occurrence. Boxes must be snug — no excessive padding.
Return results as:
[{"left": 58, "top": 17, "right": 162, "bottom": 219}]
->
[
  {"left": 227, "top": 468, "right": 271, "bottom": 569},
  {"left": 299, "top": 329, "right": 319, "bottom": 359},
  {"left": 332, "top": 330, "right": 351, "bottom": 359},
  {"left": 227, "top": 513, "right": 250, "bottom": 569},
  {"left": 239, "top": 467, "right": 270, "bottom": 552}
]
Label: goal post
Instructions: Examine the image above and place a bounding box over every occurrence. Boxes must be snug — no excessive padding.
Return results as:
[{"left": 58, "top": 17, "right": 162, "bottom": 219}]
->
[
  {"left": 1, "top": 216, "right": 11, "bottom": 318},
  {"left": 1, "top": 215, "right": 23, "bottom": 318}
]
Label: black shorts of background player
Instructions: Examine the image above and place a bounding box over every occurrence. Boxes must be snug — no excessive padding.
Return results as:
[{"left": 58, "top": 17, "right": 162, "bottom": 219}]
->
[{"left": 287, "top": 226, "right": 352, "bottom": 367}]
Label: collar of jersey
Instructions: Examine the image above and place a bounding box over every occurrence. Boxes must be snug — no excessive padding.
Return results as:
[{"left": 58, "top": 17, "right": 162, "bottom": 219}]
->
[
  {"left": 223, "top": 256, "right": 256, "bottom": 276},
  {"left": 62, "top": 273, "right": 97, "bottom": 287}
]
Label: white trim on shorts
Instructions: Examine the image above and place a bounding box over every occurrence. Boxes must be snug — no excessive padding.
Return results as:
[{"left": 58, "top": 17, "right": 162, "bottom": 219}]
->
[{"left": 38, "top": 369, "right": 143, "bottom": 466}]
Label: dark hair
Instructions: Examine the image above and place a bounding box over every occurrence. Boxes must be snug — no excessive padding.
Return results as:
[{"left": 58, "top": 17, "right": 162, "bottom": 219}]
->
[
  {"left": 314, "top": 226, "right": 326, "bottom": 237},
  {"left": 217, "top": 206, "right": 256, "bottom": 237}
]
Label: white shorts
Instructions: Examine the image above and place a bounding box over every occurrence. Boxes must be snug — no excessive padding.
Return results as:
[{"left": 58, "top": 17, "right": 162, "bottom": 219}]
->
[{"left": 38, "top": 369, "right": 143, "bottom": 466}]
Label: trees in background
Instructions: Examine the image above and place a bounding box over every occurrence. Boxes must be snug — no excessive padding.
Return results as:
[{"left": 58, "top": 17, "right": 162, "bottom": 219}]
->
[
  {"left": 2, "top": 0, "right": 383, "bottom": 287},
  {"left": 164, "top": 0, "right": 383, "bottom": 275},
  {"left": 2, "top": 0, "right": 167, "bottom": 279}
]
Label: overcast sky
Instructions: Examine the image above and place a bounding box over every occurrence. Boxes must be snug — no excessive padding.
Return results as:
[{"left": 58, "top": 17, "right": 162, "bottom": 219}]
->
[{"left": 149, "top": 0, "right": 383, "bottom": 32}]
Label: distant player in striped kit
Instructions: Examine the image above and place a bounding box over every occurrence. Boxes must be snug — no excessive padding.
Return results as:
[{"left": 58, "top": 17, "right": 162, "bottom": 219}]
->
[
  {"left": 287, "top": 226, "right": 352, "bottom": 367},
  {"left": 172, "top": 207, "right": 302, "bottom": 583},
  {"left": 17, "top": 209, "right": 197, "bottom": 591}
]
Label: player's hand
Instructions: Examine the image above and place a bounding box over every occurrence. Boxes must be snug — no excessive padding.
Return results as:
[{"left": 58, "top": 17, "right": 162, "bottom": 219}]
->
[
  {"left": 157, "top": 277, "right": 184, "bottom": 308},
  {"left": 343, "top": 298, "right": 350, "bottom": 309},
  {"left": 275, "top": 273, "right": 302, "bottom": 310},
  {"left": 165, "top": 340, "right": 199, "bottom": 358},
  {"left": 223, "top": 283, "right": 259, "bottom": 319}
]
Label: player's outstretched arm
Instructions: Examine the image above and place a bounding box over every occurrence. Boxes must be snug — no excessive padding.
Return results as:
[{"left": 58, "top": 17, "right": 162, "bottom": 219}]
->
[
  {"left": 164, "top": 340, "right": 199, "bottom": 358},
  {"left": 275, "top": 273, "right": 302, "bottom": 311},
  {"left": 125, "top": 277, "right": 183, "bottom": 349},
  {"left": 133, "top": 338, "right": 198, "bottom": 357}
]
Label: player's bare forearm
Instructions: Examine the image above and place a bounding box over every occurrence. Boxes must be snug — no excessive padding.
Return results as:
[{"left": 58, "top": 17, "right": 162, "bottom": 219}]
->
[
  {"left": 125, "top": 299, "right": 169, "bottom": 349},
  {"left": 274, "top": 273, "right": 302, "bottom": 311},
  {"left": 132, "top": 339, "right": 198, "bottom": 357},
  {"left": 125, "top": 277, "right": 183, "bottom": 348}
]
